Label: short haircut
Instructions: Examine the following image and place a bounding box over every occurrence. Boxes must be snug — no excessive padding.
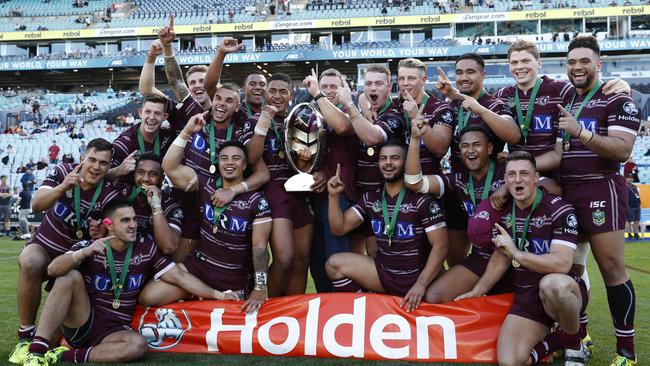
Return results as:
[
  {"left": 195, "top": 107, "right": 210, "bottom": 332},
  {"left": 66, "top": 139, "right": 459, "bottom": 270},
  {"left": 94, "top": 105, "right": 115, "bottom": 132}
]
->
[
  {"left": 507, "top": 39, "right": 540, "bottom": 60},
  {"left": 505, "top": 150, "right": 537, "bottom": 171},
  {"left": 319, "top": 68, "right": 345, "bottom": 83},
  {"left": 136, "top": 152, "right": 162, "bottom": 168},
  {"left": 102, "top": 199, "right": 133, "bottom": 219},
  {"left": 244, "top": 72, "right": 267, "bottom": 84},
  {"left": 365, "top": 64, "right": 391, "bottom": 79},
  {"left": 455, "top": 53, "right": 485, "bottom": 70},
  {"left": 398, "top": 58, "right": 426, "bottom": 74},
  {"left": 0, "top": 175, "right": 6, "bottom": 179},
  {"left": 219, "top": 140, "right": 247, "bottom": 161},
  {"left": 459, "top": 124, "right": 492, "bottom": 141},
  {"left": 268, "top": 72, "right": 292, "bottom": 86},
  {"left": 379, "top": 138, "right": 407, "bottom": 158},
  {"left": 215, "top": 83, "right": 240, "bottom": 99},
  {"left": 568, "top": 35, "right": 601, "bottom": 56},
  {"left": 186, "top": 65, "right": 208, "bottom": 80},
  {"left": 142, "top": 95, "right": 167, "bottom": 107},
  {"left": 86, "top": 138, "right": 113, "bottom": 153}
]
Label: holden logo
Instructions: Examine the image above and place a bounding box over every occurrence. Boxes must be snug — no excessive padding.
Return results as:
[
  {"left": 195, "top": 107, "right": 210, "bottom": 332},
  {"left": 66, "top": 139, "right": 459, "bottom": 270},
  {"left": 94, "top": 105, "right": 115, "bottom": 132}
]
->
[{"left": 138, "top": 308, "right": 192, "bottom": 350}]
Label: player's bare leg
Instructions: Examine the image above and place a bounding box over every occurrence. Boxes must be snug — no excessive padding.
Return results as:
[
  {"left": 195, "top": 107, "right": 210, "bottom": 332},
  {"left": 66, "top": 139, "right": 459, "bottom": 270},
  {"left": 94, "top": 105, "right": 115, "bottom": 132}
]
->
[
  {"left": 285, "top": 223, "right": 313, "bottom": 295},
  {"left": 268, "top": 218, "right": 294, "bottom": 297},
  {"left": 446, "top": 229, "right": 470, "bottom": 266},
  {"left": 498, "top": 315, "right": 548, "bottom": 366},
  {"left": 326, "top": 252, "right": 385, "bottom": 293},
  {"left": 424, "top": 264, "right": 478, "bottom": 303}
]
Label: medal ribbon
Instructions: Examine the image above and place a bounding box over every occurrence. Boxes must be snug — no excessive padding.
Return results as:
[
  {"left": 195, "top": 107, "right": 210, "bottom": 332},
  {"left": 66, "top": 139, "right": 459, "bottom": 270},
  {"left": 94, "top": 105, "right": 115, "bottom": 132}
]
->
[
  {"left": 457, "top": 90, "right": 486, "bottom": 132},
  {"left": 209, "top": 121, "right": 234, "bottom": 167},
  {"left": 105, "top": 240, "right": 133, "bottom": 303},
  {"left": 378, "top": 98, "right": 392, "bottom": 116},
  {"left": 382, "top": 186, "right": 407, "bottom": 240},
  {"left": 467, "top": 160, "right": 495, "bottom": 208},
  {"left": 126, "top": 185, "right": 145, "bottom": 204},
  {"left": 404, "top": 93, "right": 430, "bottom": 134},
  {"left": 562, "top": 80, "right": 603, "bottom": 147},
  {"left": 244, "top": 102, "right": 253, "bottom": 118},
  {"left": 515, "top": 78, "right": 542, "bottom": 142},
  {"left": 73, "top": 178, "right": 104, "bottom": 236},
  {"left": 137, "top": 126, "right": 160, "bottom": 155},
  {"left": 511, "top": 188, "right": 543, "bottom": 251}
]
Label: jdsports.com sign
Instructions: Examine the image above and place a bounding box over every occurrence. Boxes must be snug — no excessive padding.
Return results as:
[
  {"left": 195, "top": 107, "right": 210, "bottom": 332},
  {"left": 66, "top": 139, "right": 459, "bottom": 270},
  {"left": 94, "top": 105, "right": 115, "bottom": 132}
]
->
[{"left": 133, "top": 293, "right": 512, "bottom": 363}]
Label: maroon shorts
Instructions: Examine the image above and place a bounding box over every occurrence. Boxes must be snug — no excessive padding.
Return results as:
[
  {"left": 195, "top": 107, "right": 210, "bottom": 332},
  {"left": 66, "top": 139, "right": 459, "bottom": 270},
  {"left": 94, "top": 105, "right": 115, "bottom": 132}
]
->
[
  {"left": 509, "top": 275, "right": 588, "bottom": 327},
  {"left": 184, "top": 251, "right": 250, "bottom": 295},
  {"left": 562, "top": 175, "right": 627, "bottom": 235},
  {"left": 375, "top": 260, "right": 418, "bottom": 297},
  {"left": 265, "top": 184, "right": 313, "bottom": 228},
  {"left": 459, "top": 247, "right": 515, "bottom": 295},
  {"left": 61, "top": 307, "right": 131, "bottom": 348},
  {"left": 180, "top": 191, "right": 201, "bottom": 239},
  {"left": 442, "top": 190, "right": 468, "bottom": 231},
  {"left": 24, "top": 241, "right": 66, "bottom": 263}
]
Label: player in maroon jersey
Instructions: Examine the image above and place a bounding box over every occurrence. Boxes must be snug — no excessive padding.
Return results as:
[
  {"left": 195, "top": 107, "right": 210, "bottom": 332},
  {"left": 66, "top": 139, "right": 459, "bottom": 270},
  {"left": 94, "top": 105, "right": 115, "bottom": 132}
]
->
[
  {"left": 19, "top": 200, "right": 234, "bottom": 366},
  {"left": 558, "top": 36, "right": 639, "bottom": 366},
  {"left": 326, "top": 140, "right": 448, "bottom": 311},
  {"left": 10, "top": 139, "right": 131, "bottom": 365}
]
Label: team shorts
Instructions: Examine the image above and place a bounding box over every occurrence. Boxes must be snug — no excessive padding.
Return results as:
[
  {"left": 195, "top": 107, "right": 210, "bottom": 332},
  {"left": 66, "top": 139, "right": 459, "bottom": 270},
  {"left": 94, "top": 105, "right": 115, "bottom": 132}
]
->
[
  {"left": 442, "top": 190, "right": 468, "bottom": 231},
  {"left": 61, "top": 307, "right": 131, "bottom": 348},
  {"left": 562, "top": 175, "right": 627, "bottom": 235},
  {"left": 180, "top": 191, "right": 200, "bottom": 240},
  {"left": 264, "top": 184, "right": 313, "bottom": 228},
  {"left": 183, "top": 250, "right": 250, "bottom": 297},
  {"left": 374, "top": 259, "right": 418, "bottom": 297},
  {"left": 459, "top": 247, "right": 515, "bottom": 295}
]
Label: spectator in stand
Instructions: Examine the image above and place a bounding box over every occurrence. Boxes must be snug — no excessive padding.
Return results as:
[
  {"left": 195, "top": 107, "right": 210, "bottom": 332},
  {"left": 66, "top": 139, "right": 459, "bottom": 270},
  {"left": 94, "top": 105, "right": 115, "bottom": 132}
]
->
[
  {"left": 36, "top": 158, "right": 48, "bottom": 171},
  {"left": 624, "top": 157, "right": 640, "bottom": 183},
  {"left": 61, "top": 153, "right": 74, "bottom": 164},
  {"left": 16, "top": 164, "right": 26, "bottom": 174},
  {"left": 78, "top": 140, "right": 87, "bottom": 159},
  {"left": 125, "top": 113, "right": 135, "bottom": 125},
  {"left": 20, "top": 168, "right": 35, "bottom": 192},
  {"left": 2, "top": 145, "right": 15, "bottom": 165},
  {"left": 15, "top": 184, "right": 31, "bottom": 238},
  {"left": 626, "top": 174, "right": 642, "bottom": 240},
  {"left": 25, "top": 159, "right": 35, "bottom": 171},
  {"left": 0, "top": 176, "right": 13, "bottom": 236},
  {"left": 48, "top": 141, "right": 60, "bottom": 164}
]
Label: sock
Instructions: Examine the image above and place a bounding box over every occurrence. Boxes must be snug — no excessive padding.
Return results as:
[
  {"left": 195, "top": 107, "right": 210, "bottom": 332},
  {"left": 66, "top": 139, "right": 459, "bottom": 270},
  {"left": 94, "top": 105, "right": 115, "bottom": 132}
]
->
[
  {"left": 62, "top": 347, "right": 93, "bottom": 363},
  {"left": 606, "top": 280, "right": 636, "bottom": 357},
  {"left": 579, "top": 312, "right": 588, "bottom": 339},
  {"left": 28, "top": 336, "right": 50, "bottom": 355},
  {"left": 18, "top": 325, "right": 36, "bottom": 341},
  {"left": 558, "top": 327, "right": 581, "bottom": 350},
  {"left": 529, "top": 332, "right": 563, "bottom": 364},
  {"left": 332, "top": 277, "right": 362, "bottom": 292}
]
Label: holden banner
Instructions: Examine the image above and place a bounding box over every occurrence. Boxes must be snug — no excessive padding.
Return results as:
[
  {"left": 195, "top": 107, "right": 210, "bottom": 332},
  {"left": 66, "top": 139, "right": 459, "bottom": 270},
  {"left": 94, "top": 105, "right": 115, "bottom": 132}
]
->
[{"left": 131, "top": 292, "right": 513, "bottom": 363}]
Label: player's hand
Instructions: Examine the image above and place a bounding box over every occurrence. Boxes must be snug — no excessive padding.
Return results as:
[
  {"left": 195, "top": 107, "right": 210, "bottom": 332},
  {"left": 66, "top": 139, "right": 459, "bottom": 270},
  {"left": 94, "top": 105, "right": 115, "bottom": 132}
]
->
[
  {"left": 411, "top": 115, "right": 428, "bottom": 139},
  {"left": 61, "top": 160, "right": 85, "bottom": 190},
  {"left": 218, "top": 290, "right": 240, "bottom": 301},
  {"left": 493, "top": 223, "right": 517, "bottom": 258},
  {"left": 454, "top": 287, "right": 483, "bottom": 301},
  {"left": 116, "top": 150, "right": 138, "bottom": 177},
  {"left": 82, "top": 235, "right": 114, "bottom": 257},
  {"left": 557, "top": 104, "right": 581, "bottom": 137},
  {"left": 148, "top": 40, "right": 163, "bottom": 58},
  {"left": 157, "top": 15, "right": 175, "bottom": 45},
  {"left": 602, "top": 78, "right": 631, "bottom": 95},
  {"left": 357, "top": 93, "right": 377, "bottom": 121},
  {"left": 401, "top": 282, "right": 426, "bottom": 312},
  {"left": 262, "top": 104, "right": 278, "bottom": 120},
  {"left": 327, "top": 163, "right": 345, "bottom": 196},
  {"left": 218, "top": 37, "right": 244, "bottom": 54},
  {"left": 87, "top": 218, "right": 107, "bottom": 240},
  {"left": 489, "top": 184, "right": 509, "bottom": 211},
  {"left": 303, "top": 68, "right": 320, "bottom": 98},
  {"left": 496, "top": 151, "right": 509, "bottom": 164},
  {"left": 184, "top": 110, "right": 209, "bottom": 135},
  {"left": 337, "top": 77, "right": 353, "bottom": 106},
  {"left": 211, "top": 187, "right": 236, "bottom": 207},
  {"left": 310, "top": 170, "right": 327, "bottom": 193},
  {"left": 241, "top": 288, "right": 266, "bottom": 314},
  {"left": 401, "top": 90, "right": 419, "bottom": 120},
  {"left": 145, "top": 185, "right": 162, "bottom": 207},
  {"left": 435, "top": 67, "right": 461, "bottom": 100},
  {"left": 460, "top": 94, "right": 483, "bottom": 114}
]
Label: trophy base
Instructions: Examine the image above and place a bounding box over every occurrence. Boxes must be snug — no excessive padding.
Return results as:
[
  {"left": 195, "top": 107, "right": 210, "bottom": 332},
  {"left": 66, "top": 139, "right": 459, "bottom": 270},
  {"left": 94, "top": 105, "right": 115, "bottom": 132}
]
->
[{"left": 284, "top": 173, "right": 315, "bottom": 192}]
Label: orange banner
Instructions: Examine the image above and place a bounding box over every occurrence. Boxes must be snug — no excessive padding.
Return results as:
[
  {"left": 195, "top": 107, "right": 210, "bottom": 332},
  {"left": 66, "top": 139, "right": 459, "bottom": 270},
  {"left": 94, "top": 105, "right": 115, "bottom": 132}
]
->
[{"left": 132, "top": 293, "right": 513, "bottom": 363}]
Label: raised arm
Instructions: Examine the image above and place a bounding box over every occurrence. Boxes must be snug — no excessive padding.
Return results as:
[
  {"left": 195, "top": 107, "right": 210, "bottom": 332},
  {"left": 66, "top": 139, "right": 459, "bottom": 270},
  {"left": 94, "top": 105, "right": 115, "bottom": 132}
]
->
[
  {"left": 461, "top": 95, "right": 520, "bottom": 144},
  {"left": 327, "top": 164, "right": 363, "bottom": 235},
  {"left": 337, "top": 85, "right": 385, "bottom": 145},
  {"left": 405, "top": 120, "right": 442, "bottom": 195},
  {"left": 147, "top": 186, "right": 180, "bottom": 255},
  {"left": 302, "top": 71, "right": 352, "bottom": 135},
  {"left": 205, "top": 37, "right": 245, "bottom": 100},
  {"left": 138, "top": 40, "right": 166, "bottom": 98},
  {"left": 32, "top": 163, "right": 82, "bottom": 212},
  {"left": 245, "top": 106, "right": 276, "bottom": 165},
  {"left": 161, "top": 112, "right": 207, "bottom": 191},
  {"left": 158, "top": 16, "right": 190, "bottom": 101}
]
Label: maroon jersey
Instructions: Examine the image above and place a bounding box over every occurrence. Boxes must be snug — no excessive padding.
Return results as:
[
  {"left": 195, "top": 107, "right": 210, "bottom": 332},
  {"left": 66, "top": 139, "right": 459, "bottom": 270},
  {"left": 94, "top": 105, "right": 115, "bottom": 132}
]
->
[
  {"left": 163, "top": 94, "right": 204, "bottom": 133},
  {"left": 401, "top": 94, "right": 456, "bottom": 175},
  {"left": 233, "top": 101, "right": 256, "bottom": 127},
  {"left": 496, "top": 76, "right": 573, "bottom": 157},
  {"left": 70, "top": 235, "right": 175, "bottom": 332},
  {"left": 356, "top": 104, "right": 405, "bottom": 194},
  {"left": 436, "top": 162, "right": 506, "bottom": 218},
  {"left": 496, "top": 189, "right": 578, "bottom": 287},
  {"left": 560, "top": 86, "right": 641, "bottom": 183},
  {"left": 450, "top": 93, "right": 516, "bottom": 172},
  {"left": 28, "top": 164, "right": 129, "bottom": 258},
  {"left": 352, "top": 189, "right": 446, "bottom": 293},
  {"left": 193, "top": 174, "right": 272, "bottom": 290},
  {"left": 242, "top": 114, "right": 293, "bottom": 186},
  {"left": 131, "top": 187, "right": 184, "bottom": 236},
  {"left": 184, "top": 119, "right": 247, "bottom": 178},
  {"left": 111, "top": 124, "right": 175, "bottom": 168}
]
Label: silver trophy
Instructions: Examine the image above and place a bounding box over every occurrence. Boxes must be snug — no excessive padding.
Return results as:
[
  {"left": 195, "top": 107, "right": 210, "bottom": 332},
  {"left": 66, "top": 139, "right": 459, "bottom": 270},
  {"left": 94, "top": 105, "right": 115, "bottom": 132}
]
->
[{"left": 283, "top": 102, "right": 328, "bottom": 192}]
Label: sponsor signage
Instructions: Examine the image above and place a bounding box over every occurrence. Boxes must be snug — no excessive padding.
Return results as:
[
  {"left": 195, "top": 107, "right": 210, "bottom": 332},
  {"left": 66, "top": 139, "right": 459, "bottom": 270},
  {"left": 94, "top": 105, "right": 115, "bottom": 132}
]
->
[{"left": 132, "top": 293, "right": 512, "bottom": 363}]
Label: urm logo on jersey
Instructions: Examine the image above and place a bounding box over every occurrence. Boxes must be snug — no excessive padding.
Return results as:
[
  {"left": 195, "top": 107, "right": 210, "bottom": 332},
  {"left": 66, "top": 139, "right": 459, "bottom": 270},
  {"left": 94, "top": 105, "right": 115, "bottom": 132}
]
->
[
  {"left": 92, "top": 274, "right": 145, "bottom": 292},
  {"left": 370, "top": 219, "right": 415, "bottom": 239},
  {"left": 203, "top": 203, "right": 249, "bottom": 233},
  {"left": 532, "top": 115, "right": 552, "bottom": 132}
]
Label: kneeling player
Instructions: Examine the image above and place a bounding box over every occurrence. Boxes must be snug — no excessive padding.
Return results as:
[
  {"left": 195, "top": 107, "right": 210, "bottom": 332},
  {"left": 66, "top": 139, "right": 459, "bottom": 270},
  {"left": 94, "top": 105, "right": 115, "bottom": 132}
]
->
[
  {"left": 326, "top": 140, "right": 448, "bottom": 311},
  {"left": 21, "top": 200, "right": 233, "bottom": 365}
]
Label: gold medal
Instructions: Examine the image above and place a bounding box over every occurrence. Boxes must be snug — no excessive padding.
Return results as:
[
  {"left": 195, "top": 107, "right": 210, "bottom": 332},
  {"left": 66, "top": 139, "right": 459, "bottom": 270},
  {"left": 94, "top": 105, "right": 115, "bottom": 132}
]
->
[
  {"left": 279, "top": 151, "right": 285, "bottom": 159},
  {"left": 76, "top": 230, "right": 83, "bottom": 239},
  {"left": 112, "top": 299, "right": 120, "bottom": 309},
  {"left": 512, "top": 259, "right": 520, "bottom": 268},
  {"left": 367, "top": 147, "right": 375, "bottom": 156},
  {"left": 563, "top": 141, "right": 570, "bottom": 151},
  {"left": 209, "top": 164, "right": 217, "bottom": 174},
  {"left": 212, "top": 225, "right": 218, "bottom": 234}
]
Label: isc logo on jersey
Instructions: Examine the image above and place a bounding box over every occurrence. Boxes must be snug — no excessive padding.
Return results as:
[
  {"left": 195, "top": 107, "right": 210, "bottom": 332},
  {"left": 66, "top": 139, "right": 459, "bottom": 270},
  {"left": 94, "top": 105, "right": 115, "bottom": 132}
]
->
[
  {"left": 370, "top": 219, "right": 416, "bottom": 239},
  {"left": 203, "top": 203, "right": 249, "bottom": 233}
]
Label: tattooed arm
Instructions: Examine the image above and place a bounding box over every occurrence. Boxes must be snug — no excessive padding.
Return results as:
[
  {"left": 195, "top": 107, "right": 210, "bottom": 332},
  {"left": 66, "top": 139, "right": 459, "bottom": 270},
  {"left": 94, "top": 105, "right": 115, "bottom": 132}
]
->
[{"left": 158, "top": 16, "right": 190, "bottom": 101}]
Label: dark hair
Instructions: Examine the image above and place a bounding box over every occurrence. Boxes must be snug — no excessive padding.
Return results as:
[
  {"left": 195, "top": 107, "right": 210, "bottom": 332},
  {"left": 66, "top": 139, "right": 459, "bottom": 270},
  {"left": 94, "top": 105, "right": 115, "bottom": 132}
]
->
[
  {"left": 142, "top": 95, "right": 168, "bottom": 106},
  {"left": 268, "top": 72, "right": 292, "bottom": 86},
  {"left": 0, "top": 175, "right": 6, "bottom": 179},
  {"left": 505, "top": 150, "right": 537, "bottom": 171},
  {"left": 455, "top": 53, "right": 485, "bottom": 70},
  {"left": 102, "top": 199, "right": 133, "bottom": 219},
  {"left": 568, "top": 35, "right": 600, "bottom": 56},
  {"left": 136, "top": 152, "right": 162, "bottom": 168},
  {"left": 86, "top": 138, "right": 113, "bottom": 153},
  {"left": 219, "top": 140, "right": 248, "bottom": 161},
  {"left": 379, "top": 138, "right": 407, "bottom": 158},
  {"left": 459, "top": 124, "right": 492, "bottom": 141},
  {"left": 244, "top": 72, "right": 267, "bottom": 84}
]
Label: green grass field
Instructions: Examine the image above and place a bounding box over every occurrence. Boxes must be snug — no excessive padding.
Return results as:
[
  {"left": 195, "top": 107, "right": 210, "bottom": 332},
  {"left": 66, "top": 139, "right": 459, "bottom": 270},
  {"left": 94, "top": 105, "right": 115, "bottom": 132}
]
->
[{"left": 0, "top": 238, "right": 647, "bottom": 365}]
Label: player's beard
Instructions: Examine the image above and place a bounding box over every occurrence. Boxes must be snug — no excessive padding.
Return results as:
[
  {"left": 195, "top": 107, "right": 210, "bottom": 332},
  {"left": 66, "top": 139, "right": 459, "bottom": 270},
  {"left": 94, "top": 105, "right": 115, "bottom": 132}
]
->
[
  {"left": 570, "top": 69, "right": 595, "bottom": 89},
  {"left": 383, "top": 166, "right": 405, "bottom": 183}
]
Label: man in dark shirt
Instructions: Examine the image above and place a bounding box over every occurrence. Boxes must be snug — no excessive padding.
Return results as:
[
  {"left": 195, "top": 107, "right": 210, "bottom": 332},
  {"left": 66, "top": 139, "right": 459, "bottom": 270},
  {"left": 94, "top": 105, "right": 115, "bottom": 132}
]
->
[
  {"left": 625, "top": 174, "right": 641, "bottom": 240},
  {"left": 21, "top": 168, "right": 36, "bottom": 192},
  {"left": 16, "top": 184, "right": 32, "bottom": 237},
  {"left": 0, "top": 175, "right": 13, "bottom": 236}
]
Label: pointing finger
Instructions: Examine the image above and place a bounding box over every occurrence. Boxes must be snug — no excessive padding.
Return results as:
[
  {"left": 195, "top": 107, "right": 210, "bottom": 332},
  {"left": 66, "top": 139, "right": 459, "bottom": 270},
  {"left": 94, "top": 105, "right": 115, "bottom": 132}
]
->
[
  {"left": 437, "top": 67, "right": 449, "bottom": 81},
  {"left": 72, "top": 160, "right": 85, "bottom": 173},
  {"left": 494, "top": 222, "right": 508, "bottom": 235},
  {"left": 311, "top": 68, "right": 317, "bottom": 79},
  {"left": 556, "top": 104, "right": 569, "bottom": 116},
  {"left": 169, "top": 14, "right": 174, "bottom": 30},
  {"left": 335, "top": 163, "right": 341, "bottom": 178}
]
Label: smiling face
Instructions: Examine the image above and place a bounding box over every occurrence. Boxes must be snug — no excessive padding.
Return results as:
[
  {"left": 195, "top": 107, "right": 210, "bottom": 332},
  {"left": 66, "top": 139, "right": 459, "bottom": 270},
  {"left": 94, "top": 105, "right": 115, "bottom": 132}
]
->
[
  {"left": 211, "top": 87, "right": 240, "bottom": 124},
  {"left": 364, "top": 71, "right": 392, "bottom": 111},
  {"left": 505, "top": 159, "right": 539, "bottom": 203},
  {"left": 397, "top": 66, "right": 426, "bottom": 100},
  {"left": 459, "top": 131, "right": 493, "bottom": 172},
  {"left": 187, "top": 71, "right": 209, "bottom": 105},
  {"left": 134, "top": 159, "right": 162, "bottom": 189},
  {"left": 80, "top": 148, "right": 112, "bottom": 186},
  {"left": 319, "top": 75, "right": 343, "bottom": 105},
  {"left": 455, "top": 59, "right": 485, "bottom": 96},
  {"left": 266, "top": 79, "right": 292, "bottom": 114},
  {"left": 138, "top": 101, "right": 167, "bottom": 136},
  {"left": 508, "top": 50, "right": 541, "bottom": 88},
  {"left": 567, "top": 47, "right": 602, "bottom": 90},
  {"left": 219, "top": 145, "right": 247, "bottom": 182},
  {"left": 378, "top": 145, "right": 405, "bottom": 183},
  {"left": 244, "top": 74, "right": 267, "bottom": 107}
]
